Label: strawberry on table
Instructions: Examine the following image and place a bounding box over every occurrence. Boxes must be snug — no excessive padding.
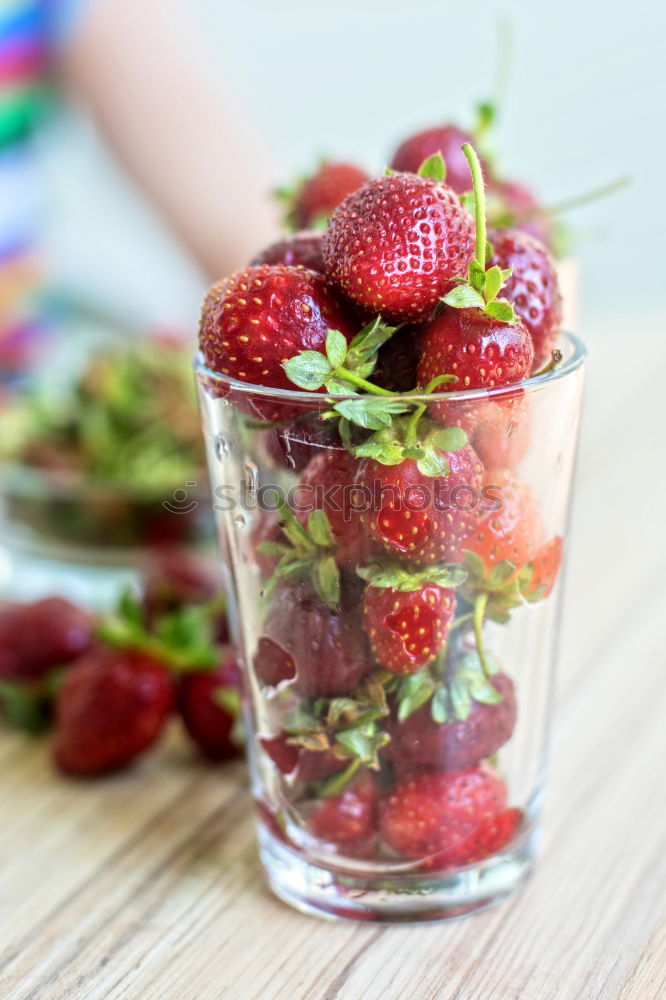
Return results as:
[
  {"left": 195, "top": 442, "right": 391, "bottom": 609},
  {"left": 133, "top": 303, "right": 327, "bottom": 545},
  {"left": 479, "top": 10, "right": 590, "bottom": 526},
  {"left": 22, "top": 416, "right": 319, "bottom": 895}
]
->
[
  {"left": 0, "top": 597, "right": 93, "bottom": 682},
  {"left": 379, "top": 763, "right": 517, "bottom": 867},
  {"left": 359, "top": 562, "right": 463, "bottom": 673},
  {"left": 53, "top": 646, "right": 173, "bottom": 776},
  {"left": 177, "top": 647, "right": 243, "bottom": 762},
  {"left": 322, "top": 160, "right": 475, "bottom": 321}
]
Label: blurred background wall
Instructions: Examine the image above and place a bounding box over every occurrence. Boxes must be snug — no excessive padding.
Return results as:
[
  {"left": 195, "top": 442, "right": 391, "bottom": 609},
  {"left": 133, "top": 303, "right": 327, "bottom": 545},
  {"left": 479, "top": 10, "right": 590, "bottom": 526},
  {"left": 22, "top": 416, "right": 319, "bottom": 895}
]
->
[{"left": 38, "top": 0, "right": 662, "bottom": 330}]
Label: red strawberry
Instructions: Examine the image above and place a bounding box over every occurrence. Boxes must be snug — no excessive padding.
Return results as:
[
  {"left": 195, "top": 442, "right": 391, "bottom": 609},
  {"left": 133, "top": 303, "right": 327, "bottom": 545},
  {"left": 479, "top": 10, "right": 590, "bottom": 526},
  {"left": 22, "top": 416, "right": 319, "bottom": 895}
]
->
[
  {"left": 308, "top": 771, "right": 378, "bottom": 853},
  {"left": 199, "top": 265, "right": 357, "bottom": 393},
  {"left": 373, "top": 324, "right": 426, "bottom": 392},
  {"left": 362, "top": 583, "right": 455, "bottom": 674},
  {"left": 291, "top": 162, "right": 370, "bottom": 228},
  {"left": 323, "top": 173, "right": 474, "bottom": 321},
  {"left": 488, "top": 178, "right": 554, "bottom": 250},
  {"left": 487, "top": 229, "right": 562, "bottom": 370},
  {"left": 470, "top": 391, "right": 530, "bottom": 470},
  {"left": 390, "top": 124, "right": 485, "bottom": 194},
  {"left": 52, "top": 646, "right": 173, "bottom": 776},
  {"left": 177, "top": 648, "right": 242, "bottom": 762},
  {"left": 356, "top": 443, "right": 483, "bottom": 565},
  {"left": 379, "top": 763, "right": 515, "bottom": 866},
  {"left": 417, "top": 308, "right": 534, "bottom": 423},
  {"left": 253, "top": 578, "right": 372, "bottom": 697},
  {"left": 522, "top": 535, "right": 563, "bottom": 600},
  {"left": 250, "top": 231, "right": 324, "bottom": 272},
  {"left": 463, "top": 469, "right": 543, "bottom": 572},
  {"left": 433, "top": 806, "right": 522, "bottom": 869},
  {"left": 263, "top": 421, "right": 345, "bottom": 473},
  {"left": 293, "top": 449, "right": 372, "bottom": 567},
  {"left": 0, "top": 597, "right": 93, "bottom": 681},
  {"left": 260, "top": 733, "right": 348, "bottom": 781},
  {"left": 141, "top": 550, "right": 228, "bottom": 641},
  {"left": 387, "top": 672, "right": 516, "bottom": 772}
]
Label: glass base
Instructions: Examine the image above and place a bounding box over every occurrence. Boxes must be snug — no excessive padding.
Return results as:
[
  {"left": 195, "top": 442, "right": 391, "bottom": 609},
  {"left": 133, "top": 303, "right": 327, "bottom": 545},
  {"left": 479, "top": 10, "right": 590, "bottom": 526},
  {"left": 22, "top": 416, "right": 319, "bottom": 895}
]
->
[{"left": 258, "top": 824, "right": 537, "bottom": 923}]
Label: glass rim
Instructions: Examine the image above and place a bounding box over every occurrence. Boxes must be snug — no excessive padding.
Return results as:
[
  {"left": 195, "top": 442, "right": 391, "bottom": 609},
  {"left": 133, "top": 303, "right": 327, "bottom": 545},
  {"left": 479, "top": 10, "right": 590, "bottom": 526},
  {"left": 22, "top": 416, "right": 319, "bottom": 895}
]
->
[{"left": 194, "top": 330, "right": 586, "bottom": 405}]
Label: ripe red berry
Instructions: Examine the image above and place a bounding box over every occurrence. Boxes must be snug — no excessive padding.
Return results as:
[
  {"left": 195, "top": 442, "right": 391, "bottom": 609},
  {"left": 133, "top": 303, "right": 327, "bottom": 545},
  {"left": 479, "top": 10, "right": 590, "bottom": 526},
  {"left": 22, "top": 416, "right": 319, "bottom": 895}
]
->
[
  {"left": 292, "top": 162, "right": 370, "bottom": 228},
  {"left": 0, "top": 597, "right": 93, "bottom": 682},
  {"left": 250, "top": 231, "right": 324, "bottom": 272},
  {"left": 390, "top": 124, "right": 485, "bottom": 194},
  {"left": 199, "top": 265, "right": 357, "bottom": 392},
  {"left": 177, "top": 648, "right": 242, "bottom": 762},
  {"left": 253, "top": 578, "right": 373, "bottom": 697},
  {"left": 362, "top": 583, "right": 455, "bottom": 674},
  {"left": 387, "top": 672, "right": 516, "bottom": 772},
  {"left": 307, "top": 771, "right": 378, "bottom": 853},
  {"left": 293, "top": 449, "right": 373, "bottom": 567},
  {"left": 463, "top": 468, "right": 543, "bottom": 572},
  {"left": 260, "top": 733, "right": 348, "bottom": 782},
  {"left": 522, "top": 536, "right": 563, "bottom": 600},
  {"left": 323, "top": 174, "right": 474, "bottom": 321},
  {"left": 141, "top": 550, "right": 227, "bottom": 641},
  {"left": 53, "top": 647, "right": 173, "bottom": 776},
  {"left": 379, "top": 763, "right": 515, "bottom": 866},
  {"left": 488, "top": 178, "right": 554, "bottom": 250},
  {"left": 487, "top": 229, "right": 562, "bottom": 370},
  {"left": 417, "top": 308, "right": 534, "bottom": 421},
  {"left": 470, "top": 391, "right": 530, "bottom": 470},
  {"left": 356, "top": 444, "right": 483, "bottom": 565}
]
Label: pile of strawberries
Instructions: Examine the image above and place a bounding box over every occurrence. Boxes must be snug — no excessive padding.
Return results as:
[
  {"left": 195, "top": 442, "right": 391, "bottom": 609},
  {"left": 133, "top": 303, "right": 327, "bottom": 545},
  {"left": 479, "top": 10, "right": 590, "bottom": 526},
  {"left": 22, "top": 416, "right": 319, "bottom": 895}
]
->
[
  {"left": 198, "top": 121, "right": 568, "bottom": 872},
  {"left": 0, "top": 552, "right": 243, "bottom": 775}
]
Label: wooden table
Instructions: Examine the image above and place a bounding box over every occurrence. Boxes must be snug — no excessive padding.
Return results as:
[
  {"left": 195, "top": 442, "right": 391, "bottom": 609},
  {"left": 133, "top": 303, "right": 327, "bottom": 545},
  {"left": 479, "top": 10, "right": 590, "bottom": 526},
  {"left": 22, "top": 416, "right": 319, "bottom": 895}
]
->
[{"left": 1, "top": 314, "right": 665, "bottom": 1000}]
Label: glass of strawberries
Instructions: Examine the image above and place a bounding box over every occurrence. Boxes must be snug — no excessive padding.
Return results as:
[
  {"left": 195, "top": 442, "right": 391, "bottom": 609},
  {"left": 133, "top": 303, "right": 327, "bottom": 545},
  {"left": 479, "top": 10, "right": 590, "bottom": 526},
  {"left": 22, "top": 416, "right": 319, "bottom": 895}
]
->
[{"left": 195, "top": 142, "right": 586, "bottom": 921}]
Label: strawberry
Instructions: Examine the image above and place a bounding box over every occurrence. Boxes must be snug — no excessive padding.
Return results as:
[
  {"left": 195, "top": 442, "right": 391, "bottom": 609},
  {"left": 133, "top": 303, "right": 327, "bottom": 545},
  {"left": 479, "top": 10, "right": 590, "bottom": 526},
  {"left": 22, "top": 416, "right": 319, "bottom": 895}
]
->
[
  {"left": 250, "top": 231, "right": 324, "bottom": 272},
  {"left": 488, "top": 178, "right": 554, "bottom": 251},
  {"left": 289, "top": 162, "right": 370, "bottom": 229},
  {"left": 418, "top": 308, "right": 533, "bottom": 411},
  {"left": 387, "top": 669, "right": 516, "bottom": 773},
  {"left": 463, "top": 468, "right": 543, "bottom": 574},
  {"left": 307, "top": 771, "right": 378, "bottom": 853},
  {"left": 253, "top": 578, "right": 373, "bottom": 697},
  {"left": 322, "top": 169, "right": 474, "bottom": 321},
  {"left": 520, "top": 535, "right": 563, "bottom": 601},
  {"left": 177, "top": 648, "right": 242, "bottom": 762},
  {"left": 292, "top": 449, "right": 372, "bottom": 568},
  {"left": 263, "top": 421, "right": 345, "bottom": 473},
  {"left": 470, "top": 391, "right": 530, "bottom": 470},
  {"left": 355, "top": 441, "right": 483, "bottom": 565},
  {"left": 140, "top": 550, "right": 228, "bottom": 642},
  {"left": 52, "top": 646, "right": 173, "bottom": 776},
  {"left": 260, "top": 733, "right": 348, "bottom": 781},
  {"left": 359, "top": 563, "right": 462, "bottom": 674},
  {"left": 379, "top": 763, "right": 516, "bottom": 866},
  {"left": 389, "top": 124, "right": 485, "bottom": 194},
  {"left": 416, "top": 146, "right": 535, "bottom": 418},
  {"left": 487, "top": 229, "right": 562, "bottom": 370},
  {"left": 0, "top": 597, "right": 93, "bottom": 681},
  {"left": 199, "top": 265, "right": 357, "bottom": 394},
  {"left": 373, "top": 324, "right": 426, "bottom": 392}
]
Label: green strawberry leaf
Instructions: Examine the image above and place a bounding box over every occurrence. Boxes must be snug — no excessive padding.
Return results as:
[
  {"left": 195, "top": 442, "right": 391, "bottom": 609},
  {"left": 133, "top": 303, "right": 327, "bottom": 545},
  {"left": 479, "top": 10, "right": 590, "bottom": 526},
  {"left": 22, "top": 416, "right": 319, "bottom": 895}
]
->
[
  {"left": 325, "top": 329, "right": 348, "bottom": 370},
  {"left": 416, "top": 450, "right": 450, "bottom": 478},
  {"left": 313, "top": 555, "right": 341, "bottom": 611},
  {"left": 431, "top": 687, "right": 450, "bottom": 724},
  {"left": 397, "top": 669, "right": 436, "bottom": 721},
  {"left": 426, "top": 426, "right": 468, "bottom": 452},
  {"left": 442, "top": 285, "right": 486, "bottom": 310},
  {"left": 449, "top": 677, "right": 472, "bottom": 720},
  {"left": 469, "top": 259, "right": 487, "bottom": 293},
  {"left": 345, "top": 315, "right": 399, "bottom": 379},
  {"left": 282, "top": 706, "right": 323, "bottom": 734},
  {"left": 483, "top": 265, "right": 503, "bottom": 303},
  {"left": 306, "top": 509, "right": 335, "bottom": 548},
  {"left": 333, "top": 397, "right": 409, "bottom": 431},
  {"left": 284, "top": 351, "right": 333, "bottom": 390},
  {"left": 486, "top": 560, "right": 518, "bottom": 590},
  {"left": 485, "top": 299, "right": 517, "bottom": 323},
  {"left": 0, "top": 680, "right": 50, "bottom": 734},
  {"left": 417, "top": 152, "right": 447, "bottom": 182}
]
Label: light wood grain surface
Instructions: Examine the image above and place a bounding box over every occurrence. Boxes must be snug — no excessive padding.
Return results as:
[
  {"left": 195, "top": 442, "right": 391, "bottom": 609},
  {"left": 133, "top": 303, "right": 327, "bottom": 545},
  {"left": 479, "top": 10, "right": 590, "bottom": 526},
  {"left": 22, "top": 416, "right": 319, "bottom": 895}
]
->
[{"left": 1, "top": 313, "right": 665, "bottom": 1000}]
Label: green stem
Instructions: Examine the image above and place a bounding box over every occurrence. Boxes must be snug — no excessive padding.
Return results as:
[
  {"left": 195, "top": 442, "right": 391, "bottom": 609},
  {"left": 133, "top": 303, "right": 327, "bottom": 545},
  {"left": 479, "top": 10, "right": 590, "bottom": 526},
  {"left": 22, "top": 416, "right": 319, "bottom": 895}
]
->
[
  {"left": 473, "top": 592, "right": 492, "bottom": 678},
  {"left": 531, "top": 349, "right": 563, "bottom": 378},
  {"left": 531, "top": 176, "right": 630, "bottom": 220},
  {"left": 450, "top": 610, "right": 474, "bottom": 631},
  {"left": 405, "top": 403, "right": 426, "bottom": 447},
  {"left": 462, "top": 143, "right": 487, "bottom": 269},
  {"left": 334, "top": 367, "right": 396, "bottom": 396}
]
